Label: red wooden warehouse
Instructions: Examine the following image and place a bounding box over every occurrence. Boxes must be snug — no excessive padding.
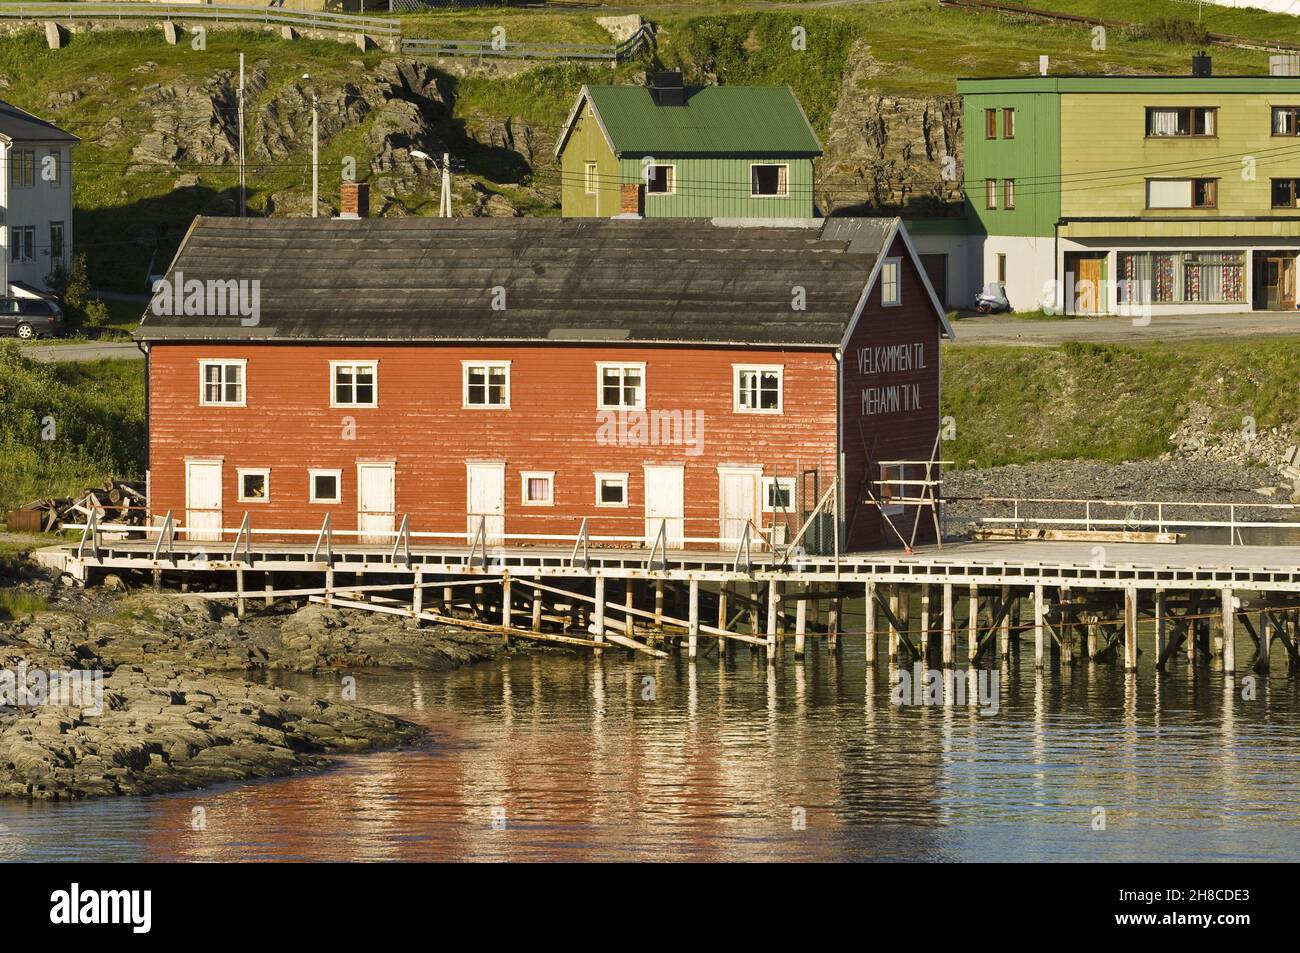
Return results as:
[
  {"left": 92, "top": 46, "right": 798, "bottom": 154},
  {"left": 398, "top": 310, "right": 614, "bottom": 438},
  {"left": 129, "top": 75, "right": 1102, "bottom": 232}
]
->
[{"left": 134, "top": 215, "right": 952, "bottom": 554}]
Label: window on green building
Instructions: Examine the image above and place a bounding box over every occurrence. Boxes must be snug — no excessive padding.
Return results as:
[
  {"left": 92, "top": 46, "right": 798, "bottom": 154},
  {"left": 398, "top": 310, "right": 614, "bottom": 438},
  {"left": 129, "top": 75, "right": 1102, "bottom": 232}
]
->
[
  {"left": 751, "top": 164, "right": 788, "bottom": 197},
  {"left": 1003, "top": 179, "right": 1016, "bottom": 210},
  {"left": 646, "top": 165, "right": 674, "bottom": 195},
  {"left": 984, "top": 109, "right": 997, "bottom": 139},
  {"left": 584, "top": 162, "right": 598, "bottom": 195},
  {"left": 1003, "top": 108, "right": 1015, "bottom": 139},
  {"left": 985, "top": 179, "right": 997, "bottom": 210}
]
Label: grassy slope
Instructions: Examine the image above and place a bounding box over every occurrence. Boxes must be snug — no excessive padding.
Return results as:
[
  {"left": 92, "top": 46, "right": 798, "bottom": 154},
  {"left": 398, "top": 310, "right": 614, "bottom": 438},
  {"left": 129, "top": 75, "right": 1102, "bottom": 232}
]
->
[
  {"left": 941, "top": 338, "right": 1300, "bottom": 469},
  {"left": 0, "top": 344, "right": 145, "bottom": 514},
  {"left": 996, "top": 0, "right": 1300, "bottom": 43}
]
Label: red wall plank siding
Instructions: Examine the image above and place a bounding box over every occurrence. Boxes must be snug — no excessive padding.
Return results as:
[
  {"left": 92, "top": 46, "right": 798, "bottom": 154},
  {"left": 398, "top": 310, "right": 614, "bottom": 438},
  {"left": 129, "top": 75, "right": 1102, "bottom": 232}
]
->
[
  {"left": 148, "top": 343, "right": 839, "bottom": 548},
  {"left": 840, "top": 234, "right": 944, "bottom": 552}
]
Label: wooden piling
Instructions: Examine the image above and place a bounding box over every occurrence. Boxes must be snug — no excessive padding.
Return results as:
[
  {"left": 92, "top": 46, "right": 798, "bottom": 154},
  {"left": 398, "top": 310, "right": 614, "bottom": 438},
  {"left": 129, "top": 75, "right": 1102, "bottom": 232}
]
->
[
  {"left": 264, "top": 575, "right": 273, "bottom": 608},
  {"left": 967, "top": 583, "right": 978, "bottom": 663},
  {"left": 998, "top": 584, "right": 1010, "bottom": 659},
  {"left": 1033, "top": 584, "right": 1045, "bottom": 669},
  {"left": 766, "top": 581, "right": 779, "bottom": 664},
  {"left": 1123, "top": 586, "right": 1138, "bottom": 672},
  {"left": 324, "top": 568, "right": 334, "bottom": 607},
  {"left": 593, "top": 576, "right": 606, "bottom": 652},
  {"left": 941, "top": 583, "right": 954, "bottom": 667},
  {"left": 236, "top": 568, "right": 246, "bottom": 618},
  {"left": 864, "top": 581, "right": 877, "bottom": 665},
  {"left": 412, "top": 567, "right": 424, "bottom": 621},
  {"left": 532, "top": 587, "right": 542, "bottom": 632},
  {"left": 1154, "top": 590, "right": 1167, "bottom": 669},
  {"left": 655, "top": 579, "right": 665, "bottom": 628},
  {"left": 688, "top": 577, "right": 700, "bottom": 661},
  {"left": 829, "top": 595, "right": 841, "bottom": 655},
  {"left": 920, "top": 585, "right": 932, "bottom": 661},
  {"left": 500, "top": 575, "right": 512, "bottom": 643},
  {"left": 888, "top": 587, "right": 901, "bottom": 661},
  {"left": 1220, "top": 588, "right": 1235, "bottom": 675},
  {"left": 794, "top": 590, "right": 807, "bottom": 661},
  {"left": 1260, "top": 610, "right": 1272, "bottom": 674}
]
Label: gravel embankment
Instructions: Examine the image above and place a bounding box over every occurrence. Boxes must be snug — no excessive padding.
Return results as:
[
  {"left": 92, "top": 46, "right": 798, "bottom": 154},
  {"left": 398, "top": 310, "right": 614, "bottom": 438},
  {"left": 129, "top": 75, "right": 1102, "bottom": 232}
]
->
[{"left": 944, "top": 459, "right": 1293, "bottom": 534}]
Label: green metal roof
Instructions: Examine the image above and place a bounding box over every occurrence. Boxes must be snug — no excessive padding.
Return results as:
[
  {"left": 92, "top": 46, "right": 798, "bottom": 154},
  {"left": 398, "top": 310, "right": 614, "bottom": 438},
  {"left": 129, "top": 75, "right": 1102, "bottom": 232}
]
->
[{"left": 584, "top": 85, "right": 822, "bottom": 158}]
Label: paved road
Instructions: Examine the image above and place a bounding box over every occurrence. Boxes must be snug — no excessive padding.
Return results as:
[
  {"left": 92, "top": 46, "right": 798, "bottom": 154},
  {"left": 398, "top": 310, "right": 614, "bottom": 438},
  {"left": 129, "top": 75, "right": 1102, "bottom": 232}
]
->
[
  {"left": 20, "top": 341, "right": 142, "bottom": 362},
  {"left": 949, "top": 311, "right": 1300, "bottom": 346}
]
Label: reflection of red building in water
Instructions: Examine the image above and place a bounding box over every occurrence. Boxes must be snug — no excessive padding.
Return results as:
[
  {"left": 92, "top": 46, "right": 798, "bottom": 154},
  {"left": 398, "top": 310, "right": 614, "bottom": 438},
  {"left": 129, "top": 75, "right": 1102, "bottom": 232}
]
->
[{"left": 136, "top": 215, "right": 950, "bottom": 553}]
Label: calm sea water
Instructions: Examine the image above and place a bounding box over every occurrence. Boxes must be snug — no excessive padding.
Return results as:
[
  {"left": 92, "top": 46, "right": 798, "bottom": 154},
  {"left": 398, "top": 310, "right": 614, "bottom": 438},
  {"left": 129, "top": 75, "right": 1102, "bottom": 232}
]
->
[{"left": 2, "top": 636, "right": 1299, "bottom": 862}]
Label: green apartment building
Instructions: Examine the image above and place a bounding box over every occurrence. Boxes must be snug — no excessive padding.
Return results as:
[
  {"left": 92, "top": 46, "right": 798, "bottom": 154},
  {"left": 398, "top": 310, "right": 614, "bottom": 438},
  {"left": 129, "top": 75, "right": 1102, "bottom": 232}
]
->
[
  {"left": 959, "top": 56, "right": 1300, "bottom": 314},
  {"left": 555, "top": 72, "right": 822, "bottom": 220}
]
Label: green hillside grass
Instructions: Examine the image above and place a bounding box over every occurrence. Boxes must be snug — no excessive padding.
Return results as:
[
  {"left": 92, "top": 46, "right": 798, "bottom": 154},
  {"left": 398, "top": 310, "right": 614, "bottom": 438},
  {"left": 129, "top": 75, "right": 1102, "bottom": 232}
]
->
[
  {"left": 0, "top": 344, "right": 145, "bottom": 514},
  {"left": 941, "top": 338, "right": 1300, "bottom": 468}
]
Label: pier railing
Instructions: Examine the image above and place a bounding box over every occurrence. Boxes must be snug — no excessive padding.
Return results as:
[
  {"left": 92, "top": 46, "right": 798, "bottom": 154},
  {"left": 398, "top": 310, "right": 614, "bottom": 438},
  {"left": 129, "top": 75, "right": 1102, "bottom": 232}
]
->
[
  {"left": 957, "top": 496, "right": 1300, "bottom": 545},
  {"left": 64, "top": 508, "right": 838, "bottom": 573}
]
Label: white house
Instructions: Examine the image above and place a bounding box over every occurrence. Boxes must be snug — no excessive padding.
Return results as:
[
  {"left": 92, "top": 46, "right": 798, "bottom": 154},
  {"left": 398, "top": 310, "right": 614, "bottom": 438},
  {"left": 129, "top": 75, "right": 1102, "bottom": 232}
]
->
[{"left": 0, "top": 100, "right": 77, "bottom": 294}]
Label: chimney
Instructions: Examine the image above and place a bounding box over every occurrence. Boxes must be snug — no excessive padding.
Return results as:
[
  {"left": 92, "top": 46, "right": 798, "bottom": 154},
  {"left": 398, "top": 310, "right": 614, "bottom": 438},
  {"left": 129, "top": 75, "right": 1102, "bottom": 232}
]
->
[
  {"left": 620, "top": 183, "right": 642, "bottom": 217},
  {"left": 648, "top": 70, "right": 685, "bottom": 107},
  {"left": 1192, "top": 51, "right": 1212, "bottom": 77},
  {"left": 339, "top": 180, "right": 369, "bottom": 219}
]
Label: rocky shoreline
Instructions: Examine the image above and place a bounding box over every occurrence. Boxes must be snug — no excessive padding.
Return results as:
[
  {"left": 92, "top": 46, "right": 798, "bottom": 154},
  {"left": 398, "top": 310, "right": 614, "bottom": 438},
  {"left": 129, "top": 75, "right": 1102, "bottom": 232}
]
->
[{"left": 0, "top": 554, "right": 510, "bottom": 800}]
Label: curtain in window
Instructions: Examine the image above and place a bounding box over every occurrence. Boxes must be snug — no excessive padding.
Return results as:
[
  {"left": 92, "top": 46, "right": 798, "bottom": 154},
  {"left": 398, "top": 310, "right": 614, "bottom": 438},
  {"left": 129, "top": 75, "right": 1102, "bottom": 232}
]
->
[
  {"left": 1148, "top": 109, "right": 1180, "bottom": 136},
  {"left": 1119, "top": 253, "right": 1152, "bottom": 304},
  {"left": 1276, "top": 108, "right": 1294, "bottom": 135}
]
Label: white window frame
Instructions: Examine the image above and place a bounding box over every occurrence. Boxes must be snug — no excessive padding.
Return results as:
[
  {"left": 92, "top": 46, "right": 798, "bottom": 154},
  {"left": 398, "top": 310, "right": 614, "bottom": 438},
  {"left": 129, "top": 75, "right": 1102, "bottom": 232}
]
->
[
  {"left": 881, "top": 257, "right": 902, "bottom": 307},
  {"left": 646, "top": 163, "right": 676, "bottom": 196},
  {"left": 462, "top": 360, "right": 511, "bottom": 410},
  {"left": 521, "top": 470, "right": 555, "bottom": 507},
  {"left": 199, "top": 358, "right": 247, "bottom": 407},
  {"left": 749, "top": 163, "right": 790, "bottom": 198},
  {"left": 584, "top": 161, "right": 598, "bottom": 195},
  {"left": 309, "top": 468, "right": 342, "bottom": 504},
  {"left": 595, "top": 471, "right": 629, "bottom": 508},
  {"left": 596, "top": 362, "right": 646, "bottom": 410},
  {"left": 760, "top": 476, "right": 795, "bottom": 514},
  {"left": 329, "top": 360, "right": 378, "bottom": 408},
  {"left": 733, "top": 363, "right": 784, "bottom": 414},
  {"left": 237, "top": 467, "right": 271, "bottom": 503},
  {"left": 9, "top": 149, "right": 34, "bottom": 189}
]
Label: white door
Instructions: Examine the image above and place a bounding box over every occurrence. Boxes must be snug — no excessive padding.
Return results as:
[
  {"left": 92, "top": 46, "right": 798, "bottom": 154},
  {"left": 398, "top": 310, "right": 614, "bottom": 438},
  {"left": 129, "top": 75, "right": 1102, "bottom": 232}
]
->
[
  {"left": 357, "top": 463, "right": 395, "bottom": 545},
  {"left": 644, "top": 464, "right": 684, "bottom": 547},
  {"left": 185, "top": 461, "right": 222, "bottom": 542},
  {"left": 718, "top": 467, "right": 760, "bottom": 551},
  {"left": 467, "top": 463, "right": 505, "bottom": 545}
]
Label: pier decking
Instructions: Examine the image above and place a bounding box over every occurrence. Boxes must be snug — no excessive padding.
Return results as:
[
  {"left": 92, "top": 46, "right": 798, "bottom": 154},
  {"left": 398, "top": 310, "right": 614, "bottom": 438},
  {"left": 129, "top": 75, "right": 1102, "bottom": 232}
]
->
[{"left": 36, "top": 525, "right": 1300, "bottom": 679}]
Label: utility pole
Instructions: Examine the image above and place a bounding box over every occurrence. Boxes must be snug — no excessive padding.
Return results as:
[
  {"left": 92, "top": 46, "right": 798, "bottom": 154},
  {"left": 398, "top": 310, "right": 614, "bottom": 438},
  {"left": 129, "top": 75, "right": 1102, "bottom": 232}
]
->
[
  {"left": 237, "top": 52, "right": 245, "bottom": 218},
  {"left": 303, "top": 73, "right": 318, "bottom": 218},
  {"left": 439, "top": 151, "right": 451, "bottom": 218}
]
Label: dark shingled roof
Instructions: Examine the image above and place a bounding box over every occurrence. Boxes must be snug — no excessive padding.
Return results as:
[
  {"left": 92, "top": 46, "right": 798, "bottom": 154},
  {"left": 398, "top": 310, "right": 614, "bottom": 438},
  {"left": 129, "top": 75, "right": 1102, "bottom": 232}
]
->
[
  {"left": 136, "top": 216, "right": 941, "bottom": 348},
  {"left": 0, "top": 100, "right": 78, "bottom": 144}
]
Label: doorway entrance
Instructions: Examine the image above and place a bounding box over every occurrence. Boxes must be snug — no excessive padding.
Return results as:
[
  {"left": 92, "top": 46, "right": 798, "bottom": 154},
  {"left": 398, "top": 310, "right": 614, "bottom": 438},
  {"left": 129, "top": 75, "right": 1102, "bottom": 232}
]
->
[
  {"left": 1253, "top": 252, "right": 1297, "bottom": 310},
  {"left": 1065, "top": 252, "right": 1107, "bottom": 314}
]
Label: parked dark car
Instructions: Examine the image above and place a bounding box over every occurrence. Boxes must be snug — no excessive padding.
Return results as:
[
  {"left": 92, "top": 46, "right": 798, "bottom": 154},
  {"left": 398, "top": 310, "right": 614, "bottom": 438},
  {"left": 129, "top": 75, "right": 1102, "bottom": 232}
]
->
[{"left": 0, "top": 296, "right": 65, "bottom": 339}]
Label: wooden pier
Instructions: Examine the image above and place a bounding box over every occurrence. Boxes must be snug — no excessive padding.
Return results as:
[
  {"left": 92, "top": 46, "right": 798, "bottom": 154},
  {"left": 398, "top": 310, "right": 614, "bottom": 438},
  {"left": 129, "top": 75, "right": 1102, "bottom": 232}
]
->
[{"left": 37, "top": 519, "right": 1300, "bottom": 676}]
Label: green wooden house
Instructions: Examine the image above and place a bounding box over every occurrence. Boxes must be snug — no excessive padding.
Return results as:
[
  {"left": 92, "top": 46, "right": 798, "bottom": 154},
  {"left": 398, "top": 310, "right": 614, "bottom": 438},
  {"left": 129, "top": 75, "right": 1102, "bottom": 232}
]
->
[{"left": 555, "top": 72, "right": 823, "bottom": 219}]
